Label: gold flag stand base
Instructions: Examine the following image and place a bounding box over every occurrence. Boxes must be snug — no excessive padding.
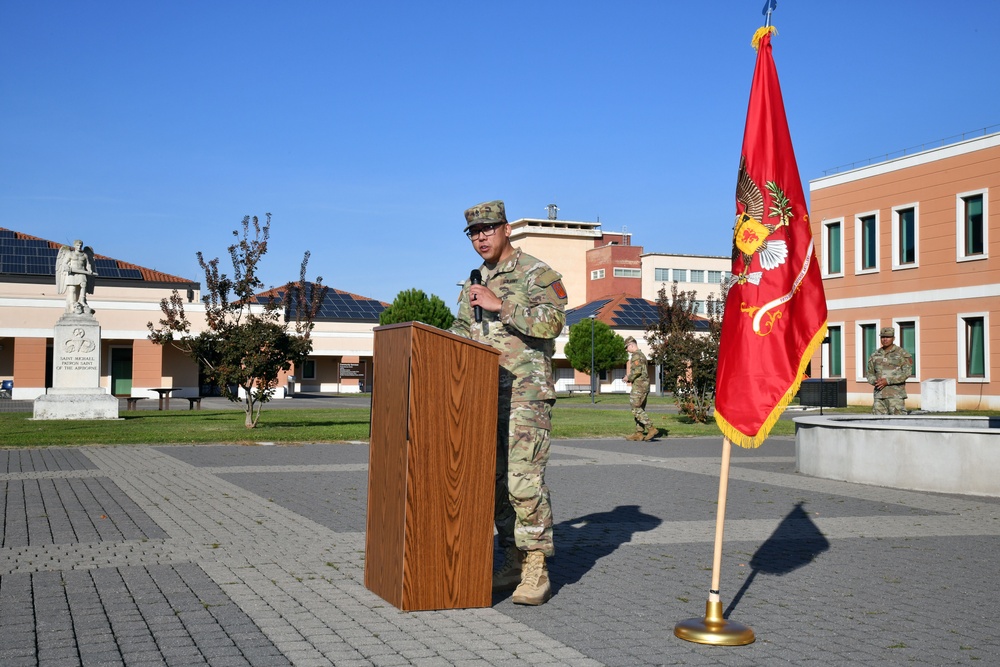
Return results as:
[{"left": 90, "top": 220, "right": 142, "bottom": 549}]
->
[{"left": 674, "top": 600, "right": 755, "bottom": 646}]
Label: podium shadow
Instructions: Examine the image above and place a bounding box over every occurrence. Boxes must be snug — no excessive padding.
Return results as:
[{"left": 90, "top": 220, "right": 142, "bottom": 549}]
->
[{"left": 724, "top": 501, "right": 830, "bottom": 618}]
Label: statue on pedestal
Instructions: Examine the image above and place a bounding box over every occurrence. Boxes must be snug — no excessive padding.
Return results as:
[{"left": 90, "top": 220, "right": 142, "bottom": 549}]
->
[
  {"left": 36, "top": 238, "right": 118, "bottom": 419},
  {"left": 56, "top": 240, "right": 98, "bottom": 315}
]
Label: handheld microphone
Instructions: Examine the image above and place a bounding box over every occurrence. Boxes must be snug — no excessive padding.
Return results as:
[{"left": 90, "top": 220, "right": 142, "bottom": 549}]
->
[{"left": 469, "top": 269, "right": 483, "bottom": 323}]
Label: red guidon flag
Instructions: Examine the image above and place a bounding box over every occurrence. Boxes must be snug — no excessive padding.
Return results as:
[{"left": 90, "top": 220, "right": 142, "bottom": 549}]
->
[{"left": 714, "top": 27, "right": 828, "bottom": 449}]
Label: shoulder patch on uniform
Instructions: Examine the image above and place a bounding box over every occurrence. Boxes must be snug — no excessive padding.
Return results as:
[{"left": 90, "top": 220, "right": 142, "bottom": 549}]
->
[
  {"left": 535, "top": 268, "right": 561, "bottom": 287},
  {"left": 551, "top": 280, "right": 567, "bottom": 300}
]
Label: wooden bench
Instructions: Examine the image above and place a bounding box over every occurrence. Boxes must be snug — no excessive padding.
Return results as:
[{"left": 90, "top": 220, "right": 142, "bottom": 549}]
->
[
  {"left": 125, "top": 397, "right": 148, "bottom": 411},
  {"left": 564, "top": 384, "right": 593, "bottom": 395},
  {"left": 185, "top": 397, "right": 203, "bottom": 410}
]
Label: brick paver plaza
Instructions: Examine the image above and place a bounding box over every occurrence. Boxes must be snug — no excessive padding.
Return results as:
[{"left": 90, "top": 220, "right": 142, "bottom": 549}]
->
[{"left": 2, "top": 434, "right": 998, "bottom": 666}]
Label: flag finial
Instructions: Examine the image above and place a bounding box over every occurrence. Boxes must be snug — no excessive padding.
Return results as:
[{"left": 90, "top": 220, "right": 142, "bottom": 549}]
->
[
  {"left": 762, "top": 0, "right": 777, "bottom": 26},
  {"left": 753, "top": 0, "right": 778, "bottom": 51}
]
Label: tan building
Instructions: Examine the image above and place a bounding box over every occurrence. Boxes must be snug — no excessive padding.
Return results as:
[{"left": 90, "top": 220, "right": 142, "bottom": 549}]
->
[
  {"left": 640, "top": 253, "right": 730, "bottom": 315},
  {"left": 510, "top": 214, "right": 729, "bottom": 311},
  {"left": 808, "top": 132, "right": 999, "bottom": 409},
  {"left": 510, "top": 211, "right": 727, "bottom": 393},
  {"left": 509, "top": 215, "right": 629, "bottom": 308},
  {"left": 0, "top": 228, "right": 386, "bottom": 401}
]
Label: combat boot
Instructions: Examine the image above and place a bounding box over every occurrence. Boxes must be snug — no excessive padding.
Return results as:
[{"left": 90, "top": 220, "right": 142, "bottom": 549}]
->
[
  {"left": 512, "top": 551, "right": 551, "bottom": 605},
  {"left": 625, "top": 432, "right": 643, "bottom": 441},
  {"left": 492, "top": 546, "right": 524, "bottom": 592},
  {"left": 642, "top": 428, "right": 658, "bottom": 441}
]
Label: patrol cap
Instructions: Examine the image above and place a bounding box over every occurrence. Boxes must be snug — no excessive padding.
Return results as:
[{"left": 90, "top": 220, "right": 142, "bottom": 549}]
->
[
  {"left": 880, "top": 327, "right": 895, "bottom": 337},
  {"left": 624, "top": 336, "right": 637, "bottom": 346},
  {"left": 464, "top": 200, "right": 507, "bottom": 232}
]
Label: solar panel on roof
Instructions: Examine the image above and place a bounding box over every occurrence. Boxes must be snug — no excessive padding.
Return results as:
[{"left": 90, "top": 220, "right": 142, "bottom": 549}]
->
[
  {"left": 566, "top": 299, "right": 611, "bottom": 327},
  {"left": 263, "top": 283, "right": 385, "bottom": 322},
  {"left": 2, "top": 257, "right": 25, "bottom": 273},
  {"left": 25, "top": 257, "right": 53, "bottom": 271}
]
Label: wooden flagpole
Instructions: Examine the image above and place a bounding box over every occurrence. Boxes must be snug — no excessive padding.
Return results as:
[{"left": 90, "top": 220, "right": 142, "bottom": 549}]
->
[{"left": 674, "top": 437, "right": 755, "bottom": 645}]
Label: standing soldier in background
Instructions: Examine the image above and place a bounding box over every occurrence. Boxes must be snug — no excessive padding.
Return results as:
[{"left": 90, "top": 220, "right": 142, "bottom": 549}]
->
[
  {"left": 866, "top": 326, "right": 913, "bottom": 414},
  {"left": 624, "top": 336, "right": 656, "bottom": 440},
  {"left": 449, "top": 200, "right": 567, "bottom": 606}
]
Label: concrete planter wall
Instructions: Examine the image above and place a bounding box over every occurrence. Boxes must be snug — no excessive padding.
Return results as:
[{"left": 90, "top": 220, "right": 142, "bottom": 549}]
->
[{"left": 794, "top": 415, "right": 1000, "bottom": 497}]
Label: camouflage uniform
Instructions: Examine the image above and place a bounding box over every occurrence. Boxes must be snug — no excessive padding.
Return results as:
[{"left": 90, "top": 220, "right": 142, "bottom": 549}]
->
[
  {"left": 450, "top": 246, "right": 567, "bottom": 557},
  {"left": 866, "top": 332, "right": 913, "bottom": 415},
  {"left": 626, "top": 348, "right": 652, "bottom": 433}
]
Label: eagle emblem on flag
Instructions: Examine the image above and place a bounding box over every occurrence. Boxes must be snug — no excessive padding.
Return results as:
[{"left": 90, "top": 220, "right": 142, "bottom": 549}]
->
[{"left": 729, "top": 156, "right": 789, "bottom": 287}]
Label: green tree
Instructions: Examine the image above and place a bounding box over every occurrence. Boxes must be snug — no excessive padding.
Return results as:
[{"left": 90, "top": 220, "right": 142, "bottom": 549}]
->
[
  {"left": 646, "top": 283, "right": 724, "bottom": 423},
  {"left": 147, "top": 214, "right": 327, "bottom": 428},
  {"left": 563, "top": 318, "right": 628, "bottom": 390},
  {"left": 379, "top": 288, "right": 454, "bottom": 329}
]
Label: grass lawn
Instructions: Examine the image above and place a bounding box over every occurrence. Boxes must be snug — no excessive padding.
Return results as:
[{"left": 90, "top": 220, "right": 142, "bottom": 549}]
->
[
  {"left": 0, "top": 409, "right": 374, "bottom": 447},
  {"left": 0, "top": 394, "right": 792, "bottom": 447},
  {"left": 1, "top": 395, "right": 987, "bottom": 447}
]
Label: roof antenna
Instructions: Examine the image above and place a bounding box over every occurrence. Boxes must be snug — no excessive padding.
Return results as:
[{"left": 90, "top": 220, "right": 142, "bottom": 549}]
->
[{"left": 546, "top": 203, "right": 559, "bottom": 220}]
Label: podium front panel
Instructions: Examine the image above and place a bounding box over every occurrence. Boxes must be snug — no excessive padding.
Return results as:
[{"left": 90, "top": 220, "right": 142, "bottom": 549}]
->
[{"left": 365, "top": 322, "right": 499, "bottom": 611}]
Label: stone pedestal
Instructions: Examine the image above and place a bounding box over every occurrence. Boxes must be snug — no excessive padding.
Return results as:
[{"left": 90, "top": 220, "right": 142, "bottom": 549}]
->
[
  {"left": 920, "top": 378, "right": 957, "bottom": 412},
  {"left": 33, "top": 314, "right": 119, "bottom": 420}
]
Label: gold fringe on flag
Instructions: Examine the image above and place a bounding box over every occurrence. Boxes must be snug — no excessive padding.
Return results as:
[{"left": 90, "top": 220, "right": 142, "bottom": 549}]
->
[
  {"left": 715, "top": 322, "right": 828, "bottom": 449},
  {"left": 751, "top": 26, "right": 777, "bottom": 51}
]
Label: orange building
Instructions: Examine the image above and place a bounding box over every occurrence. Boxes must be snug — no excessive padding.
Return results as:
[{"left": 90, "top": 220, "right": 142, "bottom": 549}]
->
[{"left": 808, "top": 132, "right": 999, "bottom": 409}]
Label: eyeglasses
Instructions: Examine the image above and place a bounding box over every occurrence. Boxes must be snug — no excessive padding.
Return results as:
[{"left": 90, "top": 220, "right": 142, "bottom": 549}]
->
[{"left": 466, "top": 223, "right": 504, "bottom": 240}]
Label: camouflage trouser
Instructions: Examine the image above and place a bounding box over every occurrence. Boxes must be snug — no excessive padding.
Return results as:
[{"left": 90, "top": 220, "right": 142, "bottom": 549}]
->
[
  {"left": 873, "top": 397, "right": 906, "bottom": 415},
  {"left": 495, "top": 401, "right": 554, "bottom": 557},
  {"left": 630, "top": 381, "right": 651, "bottom": 432}
]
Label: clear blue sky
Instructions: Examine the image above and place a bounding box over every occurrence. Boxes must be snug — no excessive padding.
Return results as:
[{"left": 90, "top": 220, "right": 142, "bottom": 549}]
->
[{"left": 2, "top": 1, "right": 998, "bottom": 308}]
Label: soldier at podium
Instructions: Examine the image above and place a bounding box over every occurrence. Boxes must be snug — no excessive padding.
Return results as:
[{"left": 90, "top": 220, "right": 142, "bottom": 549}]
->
[{"left": 450, "top": 199, "right": 567, "bottom": 606}]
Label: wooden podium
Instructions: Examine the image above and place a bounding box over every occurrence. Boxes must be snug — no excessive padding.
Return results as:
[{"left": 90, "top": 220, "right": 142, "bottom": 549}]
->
[{"left": 364, "top": 322, "right": 499, "bottom": 611}]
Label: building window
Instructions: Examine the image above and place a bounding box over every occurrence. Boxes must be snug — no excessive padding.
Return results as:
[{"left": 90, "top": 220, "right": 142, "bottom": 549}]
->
[
  {"left": 826, "top": 325, "right": 842, "bottom": 377},
  {"left": 892, "top": 204, "right": 918, "bottom": 268},
  {"left": 301, "top": 359, "right": 317, "bottom": 380},
  {"left": 708, "top": 270, "right": 722, "bottom": 284},
  {"left": 857, "top": 322, "right": 878, "bottom": 381},
  {"left": 896, "top": 320, "right": 918, "bottom": 379},
  {"left": 823, "top": 219, "right": 843, "bottom": 276},
  {"left": 591, "top": 269, "right": 605, "bottom": 280},
  {"left": 958, "top": 314, "right": 988, "bottom": 381},
  {"left": 855, "top": 212, "right": 878, "bottom": 273},
  {"left": 673, "top": 269, "right": 687, "bottom": 282},
  {"left": 613, "top": 267, "right": 641, "bottom": 278},
  {"left": 654, "top": 268, "right": 670, "bottom": 281},
  {"left": 690, "top": 270, "right": 705, "bottom": 283},
  {"left": 957, "top": 190, "right": 988, "bottom": 260},
  {"left": 693, "top": 300, "right": 705, "bottom": 314}
]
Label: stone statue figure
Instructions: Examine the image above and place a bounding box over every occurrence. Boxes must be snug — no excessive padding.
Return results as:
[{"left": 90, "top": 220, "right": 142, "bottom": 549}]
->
[{"left": 56, "top": 240, "right": 98, "bottom": 315}]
